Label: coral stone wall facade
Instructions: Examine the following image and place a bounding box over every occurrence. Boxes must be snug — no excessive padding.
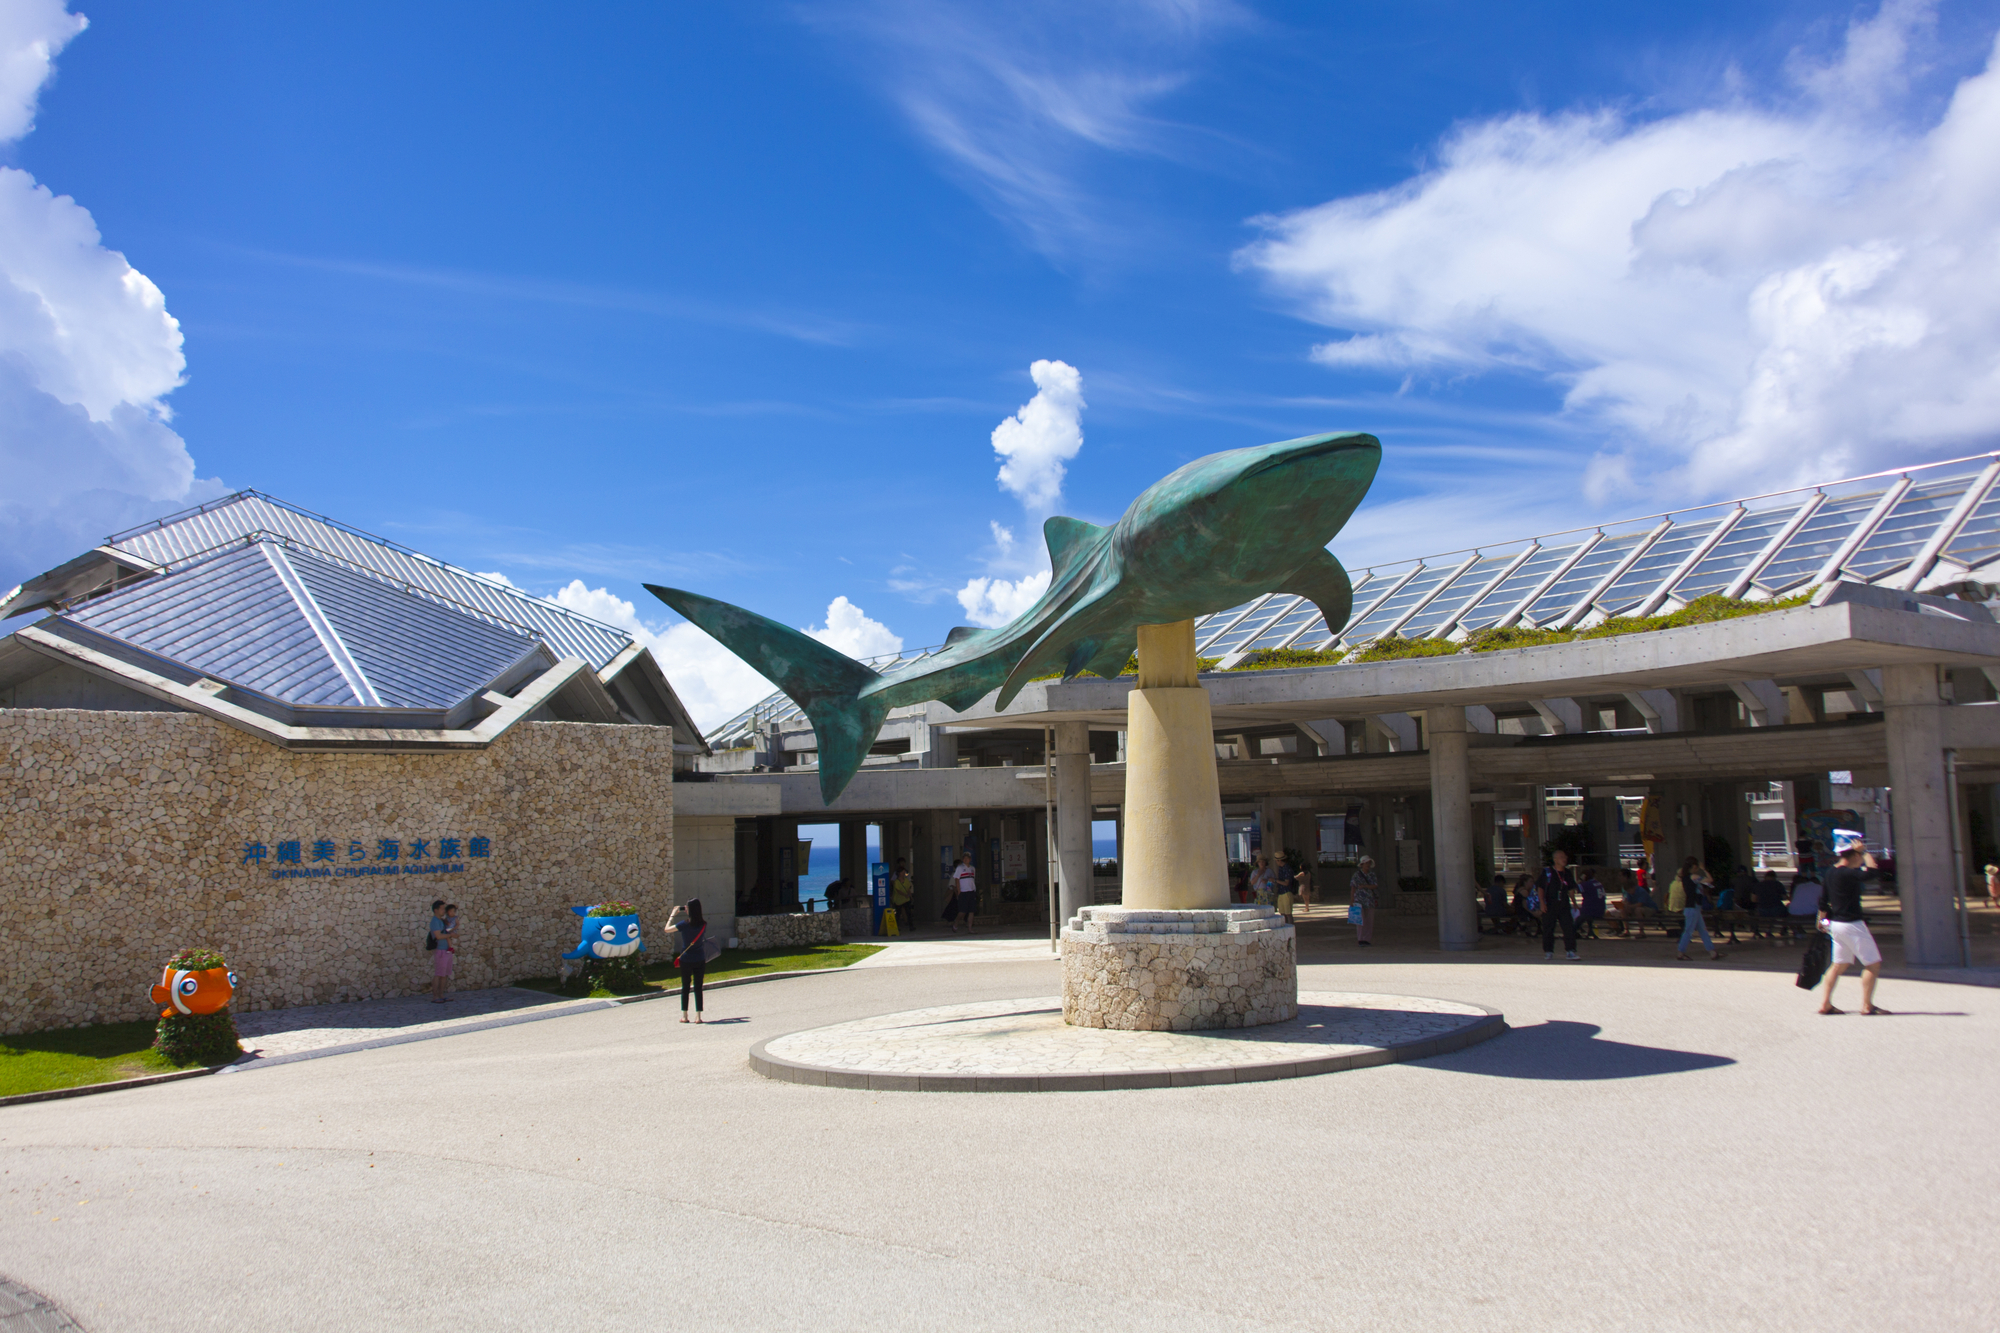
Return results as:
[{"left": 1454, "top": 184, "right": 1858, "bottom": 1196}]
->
[{"left": 0, "top": 709, "right": 674, "bottom": 1034}]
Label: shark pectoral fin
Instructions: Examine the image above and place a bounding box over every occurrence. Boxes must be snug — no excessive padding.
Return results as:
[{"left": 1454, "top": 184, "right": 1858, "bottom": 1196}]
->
[
  {"left": 1279, "top": 549, "right": 1355, "bottom": 638},
  {"left": 1063, "top": 639, "right": 1100, "bottom": 680},
  {"left": 645, "top": 584, "right": 891, "bottom": 803},
  {"left": 1084, "top": 634, "right": 1135, "bottom": 680},
  {"left": 1043, "top": 516, "right": 1109, "bottom": 581}
]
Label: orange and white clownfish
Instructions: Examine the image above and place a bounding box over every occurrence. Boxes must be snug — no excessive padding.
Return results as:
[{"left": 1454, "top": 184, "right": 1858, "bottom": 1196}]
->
[{"left": 151, "top": 966, "right": 237, "bottom": 1018}]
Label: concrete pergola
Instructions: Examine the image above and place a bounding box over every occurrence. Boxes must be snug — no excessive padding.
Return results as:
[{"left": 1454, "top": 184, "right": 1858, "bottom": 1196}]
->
[{"left": 687, "top": 581, "right": 2000, "bottom": 968}]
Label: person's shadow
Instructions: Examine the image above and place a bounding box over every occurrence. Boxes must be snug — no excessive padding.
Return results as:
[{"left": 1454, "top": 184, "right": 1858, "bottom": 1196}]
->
[{"left": 1425, "top": 1020, "right": 1734, "bottom": 1080}]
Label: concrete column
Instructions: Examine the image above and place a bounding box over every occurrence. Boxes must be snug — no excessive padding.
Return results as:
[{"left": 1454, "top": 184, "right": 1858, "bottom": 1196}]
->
[
  {"left": 1656, "top": 781, "right": 1702, "bottom": 885},
  {"left": 1053, "top": 720, "right": 1094, "bottom": 927},
  {"left": 1426, "top": 706, "right": 1477, "bottom": 950},
  {"left": 1883, "top": 664, "right": 1957, "bottom": 966},
  {"left": 1122, "top": 621, "right": 1228, "bottom": 910}
]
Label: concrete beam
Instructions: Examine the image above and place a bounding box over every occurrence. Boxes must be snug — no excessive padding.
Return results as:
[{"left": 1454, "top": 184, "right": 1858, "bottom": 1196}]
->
[
  {"left": 1729, "top": 679, "right": 1786, "bottom": 728},
  {"left": 1531, "top": 698, "right": 1583, "bottom": 735}
]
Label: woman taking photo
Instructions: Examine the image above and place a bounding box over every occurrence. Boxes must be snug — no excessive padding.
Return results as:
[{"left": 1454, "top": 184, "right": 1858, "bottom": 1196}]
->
[
  {"left": 1349, "top": 856, "right": 1378, "bottom": 946},
  {"left": 670, "top": 900, "right": 711, "bottom": 1022}
]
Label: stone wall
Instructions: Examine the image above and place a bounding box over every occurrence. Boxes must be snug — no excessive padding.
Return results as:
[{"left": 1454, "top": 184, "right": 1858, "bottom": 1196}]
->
[
  {"left": 0, "top": 709, "right": 674, "bottom": 1034},
  {"left": 1062, "top": 906, "right": 1297, "bottom": 1031},
  {"left": 735, "top": 912, "right": 842, "bottom": 951}
]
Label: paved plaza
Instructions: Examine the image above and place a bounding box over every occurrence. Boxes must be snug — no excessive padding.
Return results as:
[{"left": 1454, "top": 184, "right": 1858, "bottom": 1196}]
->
[
  {"left": 753, "top": 991, "right": 1501, "bottom": 1090},
  {"left": 1, "top": 918, "right": 1995, "bottom": 1333}
]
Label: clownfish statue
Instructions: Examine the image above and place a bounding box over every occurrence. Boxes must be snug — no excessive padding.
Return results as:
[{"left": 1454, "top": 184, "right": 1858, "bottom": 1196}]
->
[
  {"left": 562, "top": 907, "right": 644, "bottom": 961},
  {"left": 151, "top": 964, "right": 237, "bottom": 1018}
]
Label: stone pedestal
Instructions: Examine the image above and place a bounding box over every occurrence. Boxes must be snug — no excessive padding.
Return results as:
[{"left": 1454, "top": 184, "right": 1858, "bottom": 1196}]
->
[{"left": 1061, "top": 905, "right": 1296, "bottom": 1030}]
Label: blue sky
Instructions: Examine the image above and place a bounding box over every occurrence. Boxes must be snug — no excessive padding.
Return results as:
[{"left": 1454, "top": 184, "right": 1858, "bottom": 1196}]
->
[{"left": 5, "top": 0, "right": 1999, "bottom": 724}]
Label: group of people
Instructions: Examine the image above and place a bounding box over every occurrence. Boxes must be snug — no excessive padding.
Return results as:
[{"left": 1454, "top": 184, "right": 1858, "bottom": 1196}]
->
[
  {"left": 1230, "top": 853, "right": 1314, "bottom": 924},
  {"left": 1473, "top": 830, "right": 1888, "bottom": 1010}
]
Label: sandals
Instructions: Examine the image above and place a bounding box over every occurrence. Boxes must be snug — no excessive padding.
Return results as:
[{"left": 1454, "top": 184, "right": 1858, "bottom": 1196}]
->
[
  {"left": 1862, "top": 1006, "right": 1892, "bottom": 1015},
  {"left": 1819, "top": 1005, "right": 1844, "bottom": 1015}
]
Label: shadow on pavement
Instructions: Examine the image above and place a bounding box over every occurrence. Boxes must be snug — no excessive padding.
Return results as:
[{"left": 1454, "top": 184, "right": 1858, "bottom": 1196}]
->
[{"left": 1424, "top": 1020, "right": 1735, "bottom": 1080}]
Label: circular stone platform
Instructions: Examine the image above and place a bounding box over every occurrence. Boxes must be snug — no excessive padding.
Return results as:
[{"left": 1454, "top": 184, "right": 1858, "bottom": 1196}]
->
[{"left": 749, "top": 991, "right": 1504, "bottom": 1092}]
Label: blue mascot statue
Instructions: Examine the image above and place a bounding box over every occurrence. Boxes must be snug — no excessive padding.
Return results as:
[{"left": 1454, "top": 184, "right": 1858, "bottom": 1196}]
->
[{"left": 563, "top": 903, "right": 644, "bottom": 960}]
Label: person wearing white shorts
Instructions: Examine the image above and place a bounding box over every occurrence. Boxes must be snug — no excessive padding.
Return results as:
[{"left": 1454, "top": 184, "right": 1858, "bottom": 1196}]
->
[
  {"left": 1826, "top": 919, "right": 1881, "bottom": 968},
  {"left": 1817, "top": 831, "right": 1888, "bottom": 1016}
]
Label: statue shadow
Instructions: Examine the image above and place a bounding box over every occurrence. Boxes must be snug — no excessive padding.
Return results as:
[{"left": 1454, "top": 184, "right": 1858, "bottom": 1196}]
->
[{"left": 1425, "top": 1020, "right": 1734, "bottom": 1081}]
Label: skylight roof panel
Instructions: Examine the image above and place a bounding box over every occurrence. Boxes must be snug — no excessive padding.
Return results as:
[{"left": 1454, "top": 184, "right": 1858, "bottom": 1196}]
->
[
  {"left": 1593, "top": 519, "right": 1721, "bottom": 615},
  {"left": 1343, "top": 565, "right": 1449, "bottom": 641},
  {"left": 1399, "top": 555, "right": 1507, "bottom": 638},
  {"left": 1754, "top": 491, "right": 1882, "bottom": 590},
  {"left": 1243, "top": 603, "right": 1321, "bottom": 651},
  {"left": 1673, "top": 504, "right": 1797, "bottom": 599},
  {"left": 1455, "top": 544, "right": 1575, "bottom": 631},
  {"left": 1842, "top": 478, "right": 1968, "bottom": 581},
  {"left": 1944, "top": 483, "right": 2000, "bottom": 567},
  {"left": 1522, "top": 535, "right": 1643, "bottom": 625}
]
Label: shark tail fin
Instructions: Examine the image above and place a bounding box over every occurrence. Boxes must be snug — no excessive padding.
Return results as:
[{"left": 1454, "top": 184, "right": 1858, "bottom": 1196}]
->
[{"left": 645, "top": 585, "right": 891, "bottom": 803}]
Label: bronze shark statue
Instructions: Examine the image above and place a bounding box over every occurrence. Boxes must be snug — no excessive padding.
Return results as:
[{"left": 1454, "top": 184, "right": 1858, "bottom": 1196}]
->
[{"left": 649, "top": 429, "right": 1381, "bottom": 801}]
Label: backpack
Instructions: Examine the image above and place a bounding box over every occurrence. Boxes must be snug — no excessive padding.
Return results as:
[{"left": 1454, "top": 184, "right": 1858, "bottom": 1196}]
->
[{"left": 425, "top": 930, "right": 437, "bottom": 952}]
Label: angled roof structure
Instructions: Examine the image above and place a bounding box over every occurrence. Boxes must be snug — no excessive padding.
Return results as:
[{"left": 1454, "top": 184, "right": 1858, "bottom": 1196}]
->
[
  {"left": 705, "top": 450, "right": 2000, "bottom": 749},
  {"left": 0, "top": 491, "right": 708, "bottom": 752}
]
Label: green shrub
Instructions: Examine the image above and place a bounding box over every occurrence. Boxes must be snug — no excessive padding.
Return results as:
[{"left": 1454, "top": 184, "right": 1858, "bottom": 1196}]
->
[
  {"left": 1030, "top": 654, "right": 1219, "bottom": 682},
  {"left": 1578, "top": 590, "right": 1813, "bottom": 638},
  {"left": 1347, "top": 634, "right": 1461, "bottom": 663},
  {"left": 154, "top": 1011, "right": 241, "bottom": 1066},
  {"left": 164, "top": 946, "right": 228, "bottom": 971},
  {"left": 586, "top": 900, "right": 638, "bottom": 916},
  {"left": 559, "top": 954, "right": 648, "bottom": 996},
  {"left": 1226, "top": 646, "right": 1347, "bottom": 670}
]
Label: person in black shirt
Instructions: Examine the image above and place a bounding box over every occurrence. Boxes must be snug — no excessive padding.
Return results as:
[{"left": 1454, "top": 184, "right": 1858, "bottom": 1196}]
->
[
  {"left": 1817, "top": 831, "right": 1887, "bottom": 1015},
  {"left": 1537, "top": 850, "right": 1581, "bottom": 961}
]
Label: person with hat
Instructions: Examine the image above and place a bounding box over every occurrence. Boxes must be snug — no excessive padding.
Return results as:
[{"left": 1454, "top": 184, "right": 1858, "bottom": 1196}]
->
[{"left": 1817, "top": 830, "right": 1888, "bottom": 1015}]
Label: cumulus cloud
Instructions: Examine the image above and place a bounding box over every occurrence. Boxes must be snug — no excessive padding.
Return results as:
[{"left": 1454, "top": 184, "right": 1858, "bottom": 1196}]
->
[
  {"left": 991, "top": 358, "right": 1084, "bottom": 512},
  {"left": 951, "top": 360, "right": 1085, "bottom": 627},
  {"left": 0, "top": 4, "right": 222, "bottom": 599},
  {"left": 956, "top": 569, "right": 1051, "bottom": 627},
  {"left": 545, "top": 581, "right": 903, "bottom": 732},
  {"left": 1239, "top": 0, "right": 2000, "bottom": 502}
]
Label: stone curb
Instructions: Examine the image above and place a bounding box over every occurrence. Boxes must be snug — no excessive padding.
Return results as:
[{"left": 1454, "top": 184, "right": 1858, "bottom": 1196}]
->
[
  {"left": 3, "top": 967, "right": 854, "bottom": 1104},
  {"left": 746, "top": 1001, "right": 1508, "bottom": 1093},
  {"left": 0, "top": 1062, "right": 227, "bottom": 1109}
]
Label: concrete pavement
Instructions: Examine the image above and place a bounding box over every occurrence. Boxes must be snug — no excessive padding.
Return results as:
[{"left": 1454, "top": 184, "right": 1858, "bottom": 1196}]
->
[{"left": 0, "top": 946, "right": 1993, "bottom": 1332}]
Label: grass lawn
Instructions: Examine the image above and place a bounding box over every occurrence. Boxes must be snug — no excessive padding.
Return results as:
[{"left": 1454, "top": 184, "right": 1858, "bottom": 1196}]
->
[
  {"left": 515, "top": 942, "right": 884, "bottom": 999},
  {"left": 0, "top": 1019, "right": 206, "bottom": 1099}
]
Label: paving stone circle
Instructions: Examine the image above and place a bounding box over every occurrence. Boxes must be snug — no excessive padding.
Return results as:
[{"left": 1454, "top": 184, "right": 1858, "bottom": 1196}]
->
[{"left": 750, "top": 990, "right": 1505, "bottom": 1092}]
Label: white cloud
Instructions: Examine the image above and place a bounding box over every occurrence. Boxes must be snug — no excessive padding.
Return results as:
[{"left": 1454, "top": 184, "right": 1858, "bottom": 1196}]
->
[
  {"left": 802, "top": 595, "right": 904, "bottom": 660},
  {"left": 950, "top": 359, "right": 1086, "bottom": 626},
  {"left": 0, "top": 5, "right": 222, "bottom": 598},
  {"left": 956, "top": 569, "right": 1051, "bottom": 628},
  {"left": 1239, "top": 0, "right": 2000, "bottom": 502},
  {"left": 991, "top": 358, "right": 1084, "bottom": 512},
  {"left": 817, "top": 0, "right": 1245, "bottom": 254},
  {"left": 0, "top": 0, "right": 82, "bottom": 142},
  {"left": 544, "top": 580, "right": 903, "bottom": 732}
]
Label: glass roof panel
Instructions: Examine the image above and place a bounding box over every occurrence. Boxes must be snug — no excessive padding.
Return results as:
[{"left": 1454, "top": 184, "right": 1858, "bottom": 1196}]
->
[
  {"left": 1399, "top": 555, "right": 1509, "bottom": 638},
  {"left": 1243, "top": 603, "right": 1324, "bottom": 651},
  {"left": 1672, "top": 504, "right": 1795, "bottom": 599},
  {"left": 1755, "top": 490, "right": 1882, "bottom": 591},
  {"left": 1192, "top": 600, "right": 1256, "bottom": 647},
  {"left": 1523, "top": 535, "right": 1642, "bottom": 625},
  {"left": 1341, "top": 565, "right": 1452, "bottom": 641},
  {"left": 1843, "top": 475, "right": 1977, "bottom": 581},
  {"left": 1205, "top": 596, "right": 1298, "bottom": 655},
  {"left": 1594, "top": 518, "right": 1722, "bottom": 615},
  {"left": 1455, "top": 544, "right": 1576, "bottom": 631},
  {"left": 1944, "top": 475, "right": 2000, "bottom": 568}
]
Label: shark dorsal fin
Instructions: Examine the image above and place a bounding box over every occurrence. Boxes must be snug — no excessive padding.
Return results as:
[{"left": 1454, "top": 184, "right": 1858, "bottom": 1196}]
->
[
  {"left": 944, "top": 626, "right": 982, "bottom": 646},
  {"left": 1043, "top": 516, "right": 1108, "bottom": 581}
]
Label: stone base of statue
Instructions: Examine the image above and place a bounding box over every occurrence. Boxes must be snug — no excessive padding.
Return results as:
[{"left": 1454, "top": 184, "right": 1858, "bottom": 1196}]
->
[{"left": 1061, "top": 905, "right": 1296, "bottom": 1031}]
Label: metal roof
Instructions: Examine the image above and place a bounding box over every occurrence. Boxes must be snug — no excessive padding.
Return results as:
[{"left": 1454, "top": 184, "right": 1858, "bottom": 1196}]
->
[
  {"left": 84, "top": 491, "right": 633, "bottom": 670},
  {"left": 60, "top": 539, "right": 546, "bottom": 714},
  {"left": 709, "top": 449, "right": 2000, "bottom": 746}
]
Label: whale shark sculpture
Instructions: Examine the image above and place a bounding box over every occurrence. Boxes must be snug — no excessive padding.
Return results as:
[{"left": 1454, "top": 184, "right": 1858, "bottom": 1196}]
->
[{"left": 649, "top": 430, "right": 1381, "bottom": 802}]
